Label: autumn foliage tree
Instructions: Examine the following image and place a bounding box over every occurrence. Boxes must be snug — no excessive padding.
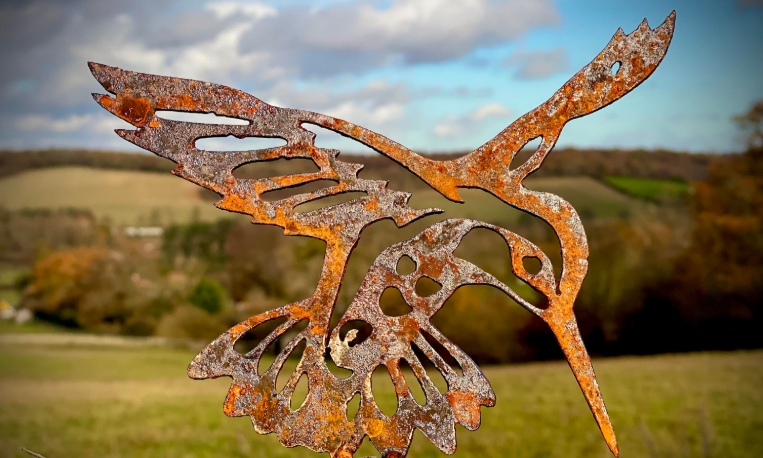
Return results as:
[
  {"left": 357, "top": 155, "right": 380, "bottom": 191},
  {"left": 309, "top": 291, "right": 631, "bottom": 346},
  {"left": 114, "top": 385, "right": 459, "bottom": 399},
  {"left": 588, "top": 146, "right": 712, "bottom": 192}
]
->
[{"left": 623, "top": 101, "right": 763, "bottom": 352}]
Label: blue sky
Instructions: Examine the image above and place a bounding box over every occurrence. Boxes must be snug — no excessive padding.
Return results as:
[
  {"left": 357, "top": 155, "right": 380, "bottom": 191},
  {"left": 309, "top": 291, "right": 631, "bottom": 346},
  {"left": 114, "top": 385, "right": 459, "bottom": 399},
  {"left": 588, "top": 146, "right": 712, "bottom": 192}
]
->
[{"left": 1, "top": 0, "right": 761, "bottom": 153}]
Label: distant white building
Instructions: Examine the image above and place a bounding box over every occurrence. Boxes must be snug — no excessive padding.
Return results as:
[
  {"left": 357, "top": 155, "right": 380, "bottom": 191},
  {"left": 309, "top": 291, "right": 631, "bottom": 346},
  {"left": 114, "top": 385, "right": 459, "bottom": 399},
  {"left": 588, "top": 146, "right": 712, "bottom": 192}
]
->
[
  {"left": 124, "top": 227, "right": 164, "bottom": 237},
  {"left": 15, "top": 308, "right": 32, "bottom": 324}
]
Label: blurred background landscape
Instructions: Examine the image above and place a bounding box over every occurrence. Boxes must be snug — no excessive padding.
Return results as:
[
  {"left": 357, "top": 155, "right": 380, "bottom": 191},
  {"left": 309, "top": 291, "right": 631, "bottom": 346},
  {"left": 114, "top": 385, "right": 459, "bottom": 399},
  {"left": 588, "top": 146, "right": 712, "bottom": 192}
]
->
[{"left": 1, "top": 0, "right": 762, "bottom": 457}]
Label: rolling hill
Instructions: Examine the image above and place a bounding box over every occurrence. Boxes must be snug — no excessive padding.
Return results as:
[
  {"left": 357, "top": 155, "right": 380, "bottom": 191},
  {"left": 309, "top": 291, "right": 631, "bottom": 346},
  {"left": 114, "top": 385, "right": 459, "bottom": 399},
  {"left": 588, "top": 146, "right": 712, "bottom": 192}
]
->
[{"left": 0, "top": 166, "right": 650, "bottom": 227}]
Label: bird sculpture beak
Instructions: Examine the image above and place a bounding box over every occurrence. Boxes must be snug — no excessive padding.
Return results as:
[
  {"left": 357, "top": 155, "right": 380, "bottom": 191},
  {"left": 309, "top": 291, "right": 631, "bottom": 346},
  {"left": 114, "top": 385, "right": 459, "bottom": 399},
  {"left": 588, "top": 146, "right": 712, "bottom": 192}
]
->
[{"left": 544, "top": 308, "right": 619, "bottom": 457}]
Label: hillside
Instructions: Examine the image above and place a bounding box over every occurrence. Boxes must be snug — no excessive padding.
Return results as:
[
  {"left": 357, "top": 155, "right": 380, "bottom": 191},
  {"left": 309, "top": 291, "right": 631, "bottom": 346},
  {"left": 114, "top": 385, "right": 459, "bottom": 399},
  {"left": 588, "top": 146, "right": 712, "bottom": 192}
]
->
[
  {"left": 0, "top": 167, "right": 238, "bottom": 225},
  {"left": 0, "top": 166, "right": 649, "bottom": 226}
]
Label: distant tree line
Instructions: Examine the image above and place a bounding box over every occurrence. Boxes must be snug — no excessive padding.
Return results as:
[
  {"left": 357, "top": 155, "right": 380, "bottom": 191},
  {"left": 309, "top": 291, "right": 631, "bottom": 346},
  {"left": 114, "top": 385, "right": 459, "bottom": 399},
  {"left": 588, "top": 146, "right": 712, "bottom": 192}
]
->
[{"left": 1, "top": 146, "right": 727, "bottom": 183}]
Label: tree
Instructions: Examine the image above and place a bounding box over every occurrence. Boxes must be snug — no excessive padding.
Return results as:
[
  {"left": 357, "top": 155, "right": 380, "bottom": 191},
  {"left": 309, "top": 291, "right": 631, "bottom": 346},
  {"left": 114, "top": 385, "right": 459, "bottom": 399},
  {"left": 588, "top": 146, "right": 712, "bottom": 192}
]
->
[
  {"left": 734, "top": 100, "right": 763, "bottom": 150},
  {"left": 626, "top": 101, "right": 763, "bottom": 352},
  {"left": 188, "top": 277, "right": 227, "bottom": 314}
]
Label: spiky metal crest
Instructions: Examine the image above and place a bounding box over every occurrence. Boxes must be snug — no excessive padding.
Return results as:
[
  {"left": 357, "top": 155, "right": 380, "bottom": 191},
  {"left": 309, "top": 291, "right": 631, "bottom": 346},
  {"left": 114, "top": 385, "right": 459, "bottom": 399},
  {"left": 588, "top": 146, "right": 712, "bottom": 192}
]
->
[{"left": 90, "top": 12, "right": 675, "bottom": 458}]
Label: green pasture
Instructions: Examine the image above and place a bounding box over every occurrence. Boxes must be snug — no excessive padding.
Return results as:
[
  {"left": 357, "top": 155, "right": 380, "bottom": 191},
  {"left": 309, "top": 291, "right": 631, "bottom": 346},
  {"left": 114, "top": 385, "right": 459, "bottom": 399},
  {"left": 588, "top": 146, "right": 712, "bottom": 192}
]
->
[
  {"left": 407, "top": 176, "right": 642, "bottom": 225},
  {"left": 0, "top": 320, "right": 70, "bottom": 335},
  {"left": 0, "top": 339, "right": 760, "bottom": 458},
  {"left": 603, "top": 176, "right": 691, "bottom": 203}
]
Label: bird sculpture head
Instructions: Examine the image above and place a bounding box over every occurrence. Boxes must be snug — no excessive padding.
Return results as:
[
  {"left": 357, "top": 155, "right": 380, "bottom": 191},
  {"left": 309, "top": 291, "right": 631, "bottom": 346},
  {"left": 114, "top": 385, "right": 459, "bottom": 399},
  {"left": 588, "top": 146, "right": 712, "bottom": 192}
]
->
[{"left": 90, "top": 11, "right": 675, "bottom": 458}]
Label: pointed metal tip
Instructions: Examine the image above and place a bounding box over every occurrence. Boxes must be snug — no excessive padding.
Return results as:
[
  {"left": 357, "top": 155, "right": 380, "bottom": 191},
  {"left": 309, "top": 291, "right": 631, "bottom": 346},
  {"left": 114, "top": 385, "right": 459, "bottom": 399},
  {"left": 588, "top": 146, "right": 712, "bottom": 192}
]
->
[
  {"left": 92, "top": 93, "right": 116, "bottom": 112},
  {"left": 87, "top": 61, "right": 101, "bottom": 74},
  {"left": 187, "top": 358, "right": 208, "bottom": 379},
  {"left": 660, "top": 10, "right": 677, "bottom": 32},
  {"left": 602, "top": 424, "right": 620, "bottom": 457},
  {"left": 88, "top": 61, "right": 116, "bottom": 72},
  {"left": 545, "top": 311, "right": 619, "bottom": 457}
]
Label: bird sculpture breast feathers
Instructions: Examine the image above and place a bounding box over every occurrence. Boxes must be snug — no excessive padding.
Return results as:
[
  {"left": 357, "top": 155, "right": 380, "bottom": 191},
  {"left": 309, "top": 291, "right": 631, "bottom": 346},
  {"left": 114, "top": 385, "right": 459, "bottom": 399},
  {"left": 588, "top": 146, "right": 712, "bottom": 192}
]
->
[{"left": 90, "top": 11, "right": 675, "bottom": 458}]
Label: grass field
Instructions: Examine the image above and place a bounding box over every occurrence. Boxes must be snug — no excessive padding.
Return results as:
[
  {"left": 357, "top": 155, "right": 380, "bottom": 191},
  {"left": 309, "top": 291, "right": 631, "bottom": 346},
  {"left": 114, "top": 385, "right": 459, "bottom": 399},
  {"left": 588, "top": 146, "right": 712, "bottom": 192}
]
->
[
  {"left": 602, "top": 176, "right": 691, "bottom": 203},
  {"left": 0, "top": 167, "right": 244, "bottom": 225},
  {"left": 0, "top": 320, "right": 70, "bottom": 335},
  {"left": 0, "top": 167, "right": 648, "bottom": 227},
  {"left": 408, "top": 176, "right": 643, "bottom": 224},
  {"left": 0, "top": 338, "right": 760, "bottom": 458}
]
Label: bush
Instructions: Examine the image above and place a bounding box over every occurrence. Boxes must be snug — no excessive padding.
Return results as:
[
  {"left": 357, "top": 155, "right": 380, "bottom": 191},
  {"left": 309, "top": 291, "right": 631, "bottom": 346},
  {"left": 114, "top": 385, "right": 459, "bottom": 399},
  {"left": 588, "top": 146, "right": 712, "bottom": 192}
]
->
[
  {"left": 155, "top": 304, "right": 228, "bottom": 340},
  {"left": 188, "top": 277, "right": 227, "bottom": 314}
]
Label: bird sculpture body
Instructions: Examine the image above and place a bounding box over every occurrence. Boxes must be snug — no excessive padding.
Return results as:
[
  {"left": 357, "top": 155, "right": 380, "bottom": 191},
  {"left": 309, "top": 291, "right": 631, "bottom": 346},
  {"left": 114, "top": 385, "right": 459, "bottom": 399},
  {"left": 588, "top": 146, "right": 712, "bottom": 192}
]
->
[{"left": 90, "top": 12, "right": 675, "bottom": 458}]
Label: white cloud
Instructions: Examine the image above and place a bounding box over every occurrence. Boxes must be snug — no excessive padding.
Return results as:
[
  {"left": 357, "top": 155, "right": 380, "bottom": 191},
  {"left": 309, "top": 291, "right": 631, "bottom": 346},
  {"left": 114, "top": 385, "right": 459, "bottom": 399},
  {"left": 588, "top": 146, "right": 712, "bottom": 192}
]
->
[
  {"left": 0, "top": 0, "right": 558, "bottom": 150},
  {"left": 471, "top": 102, "right": 511, "bottom": 121},
  {"left": 327, "top": 101, "right": 405, "bottom": 125},
  {"left": 17, "top": 114, "right": 88, "bottom": 133},
  {"left": 504, "top": 47, "right": 568, "bottom": 80},
  {"left": 434, "top": 103, "right": 511, "bottom": 137},
  {"left": 433, "top": 122, "right": 461, "bottom": 138},
  {"left": 237, "top": 0, "right": 560, "bottom": 75},
  {"left": 267, "top": 79, "right": 410, "bottom": 112},
  {"left": 16, "top": 113, "right": 129, "bottom": 133},
  {"left": 205, "top": 1, "right": 277, "bottom": 20},
  {"left": 2, "top": 0, "right": 560, "bottom": 111},
  {"left": 57, "top": 13, "right": 277, "bottom": 108}
]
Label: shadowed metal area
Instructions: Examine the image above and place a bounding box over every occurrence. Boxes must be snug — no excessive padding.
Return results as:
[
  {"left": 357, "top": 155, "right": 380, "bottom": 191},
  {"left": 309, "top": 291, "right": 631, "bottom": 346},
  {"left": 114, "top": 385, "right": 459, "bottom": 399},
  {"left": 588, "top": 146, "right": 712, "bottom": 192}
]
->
[{"left": 89, "top": 11, "right": 674, "bottom": 458}]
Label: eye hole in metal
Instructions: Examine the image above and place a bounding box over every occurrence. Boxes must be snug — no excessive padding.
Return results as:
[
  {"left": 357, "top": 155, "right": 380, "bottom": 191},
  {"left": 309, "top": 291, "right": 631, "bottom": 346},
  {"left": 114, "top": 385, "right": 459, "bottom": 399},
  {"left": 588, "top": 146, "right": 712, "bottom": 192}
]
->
[{"left": 522, "top": 256, "right": 543, "bottom": 275}]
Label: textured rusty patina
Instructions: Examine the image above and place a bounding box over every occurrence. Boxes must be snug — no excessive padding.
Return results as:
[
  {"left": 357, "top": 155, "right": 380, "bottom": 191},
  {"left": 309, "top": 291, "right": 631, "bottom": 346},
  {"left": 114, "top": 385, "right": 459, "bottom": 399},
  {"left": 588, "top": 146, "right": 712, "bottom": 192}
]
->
[{"left": 90, "top": 12, "right": 674, "bottom": 457}]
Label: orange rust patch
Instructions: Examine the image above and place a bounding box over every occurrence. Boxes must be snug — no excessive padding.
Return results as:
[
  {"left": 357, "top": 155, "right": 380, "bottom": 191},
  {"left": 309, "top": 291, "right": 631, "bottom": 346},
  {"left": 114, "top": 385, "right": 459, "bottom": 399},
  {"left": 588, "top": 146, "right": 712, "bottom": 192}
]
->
[
  {"left": 362, "top": 418, "right": 385, "bottom": 437},
  {"left": 447, "top": 391, "right": 481, "bottom": 427},
  {"left": 116, "top": 93, "right": 152, "bottom": 125}
]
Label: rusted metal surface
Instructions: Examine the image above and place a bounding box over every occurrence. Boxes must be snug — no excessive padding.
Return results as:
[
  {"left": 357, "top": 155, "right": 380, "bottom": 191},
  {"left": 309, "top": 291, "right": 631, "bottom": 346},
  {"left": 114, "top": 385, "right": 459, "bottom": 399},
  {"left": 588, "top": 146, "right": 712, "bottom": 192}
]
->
[{"left": 90, "top": 12, "right": 674, "bottom": 458}]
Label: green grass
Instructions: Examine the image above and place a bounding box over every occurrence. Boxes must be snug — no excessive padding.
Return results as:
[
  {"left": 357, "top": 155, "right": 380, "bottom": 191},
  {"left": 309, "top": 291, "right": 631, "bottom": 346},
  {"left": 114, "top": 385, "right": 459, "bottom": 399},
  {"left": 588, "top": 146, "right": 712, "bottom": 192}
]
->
[
  {"left": 0, "top": 341, "right": 760, "bottom": 458},
  {"left": 603, "top": 176, "right": 691, "bottom": 203},
  {"left": 406, "top": 176, "right": 643, "bottom": 225},
  {"left": 0, "top": 269, "right": 27, "bottom": 287},
  {"left": 0, "top": 268, "right": 28, "bottom": 307},
  {"left": 0, "top": 291, "right": 21, "bottom": 308},
  {"left": 0, "top": 320, "right": 73, "bottom": 335}
]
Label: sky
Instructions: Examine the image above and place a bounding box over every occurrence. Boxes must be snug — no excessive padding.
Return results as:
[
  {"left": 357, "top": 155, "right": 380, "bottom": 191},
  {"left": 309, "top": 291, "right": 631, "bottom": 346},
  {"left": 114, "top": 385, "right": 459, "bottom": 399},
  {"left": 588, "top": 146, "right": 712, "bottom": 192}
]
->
[{"left": 1, "top": 0, "right": 762, "bottom": 154}]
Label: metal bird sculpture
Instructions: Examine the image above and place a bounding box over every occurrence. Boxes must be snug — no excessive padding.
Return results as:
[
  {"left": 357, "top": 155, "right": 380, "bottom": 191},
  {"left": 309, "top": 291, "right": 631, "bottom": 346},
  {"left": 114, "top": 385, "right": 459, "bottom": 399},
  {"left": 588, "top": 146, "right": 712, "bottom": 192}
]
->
[{"left": 90, "top": 12, "right": 675, "bottom": 458}]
